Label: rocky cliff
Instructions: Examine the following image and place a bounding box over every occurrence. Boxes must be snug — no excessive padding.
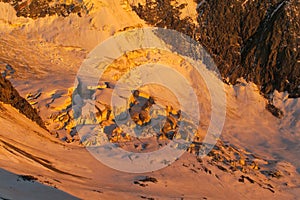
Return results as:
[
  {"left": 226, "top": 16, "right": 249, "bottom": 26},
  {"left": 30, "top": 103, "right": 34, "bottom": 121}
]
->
[
  {"left": 0, "top": 0, "right": 84, "bottom": 18},
  {"left": 0, "top": 75, "right": 46, "bottom": 129},
  {"left": 132, "top": 0, "right": 300, "bottom": 98},
  {"left": 1, "top": 0, "right": 298, "bottom": 98}
]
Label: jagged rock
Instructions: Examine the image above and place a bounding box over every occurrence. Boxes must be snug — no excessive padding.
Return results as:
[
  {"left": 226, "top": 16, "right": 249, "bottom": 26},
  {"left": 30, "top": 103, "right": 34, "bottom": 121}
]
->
[
  {"left": 132, "top": 0, "right": 300, "bottom": 98},
  {"left": 0, "top": 76, "right": 46, "bottom": 129},
  {"left": 266, "top": 103, "right": 284, "bottom": 118},
  {"left": 1, "top": 0, "right": 85, "bottom": 19}
]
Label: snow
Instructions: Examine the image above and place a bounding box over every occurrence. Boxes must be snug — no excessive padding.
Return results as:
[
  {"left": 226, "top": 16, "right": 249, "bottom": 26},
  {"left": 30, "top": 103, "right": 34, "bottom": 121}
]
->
[
  {"left": 0, "top": 0, "right": 299, "bottom": 198},
  {"left": 0, "top": 169, "right": 79, "bottom": 200},
  {"left": 221, "top": 80, "right": 300, "bottom": 176},
  {"left": 1, "top": 100, "right": 298, "bottom": 199}
]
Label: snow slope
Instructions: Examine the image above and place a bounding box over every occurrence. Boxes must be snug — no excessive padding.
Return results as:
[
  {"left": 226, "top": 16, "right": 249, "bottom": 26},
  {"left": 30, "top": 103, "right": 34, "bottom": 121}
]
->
[
  {"left": 224, "top": 80, "right": 300, "bottom": 173},
  {"left": 0, "top": 168, "right": 78, "bottom": 200},
  {"left": 1, "top": 102, "right": 299, "bottom": 199},
  {"left": 0, "top": 0, "right": 299, "bottom": 199}
]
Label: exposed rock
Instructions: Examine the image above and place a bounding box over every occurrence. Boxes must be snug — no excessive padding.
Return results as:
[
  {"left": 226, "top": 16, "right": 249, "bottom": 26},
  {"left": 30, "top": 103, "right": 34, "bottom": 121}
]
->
[
  {"left": 0, "top": 76, "right": 46, "bottom": 129},
  {"left": 0, "top": 0, "right": 85, "bottom": 18},
  {"left": 17, "top": 175, "right": 37, "bottom": 182},
  {"left": 132, "top": 0, "right": 300, "bottom": 98},
  {"left": 238, "top": 175, "right": 255, "bottom": 184},
  {"left": 266, "top": 103, "right": 284, "bottom": 118},
  {"left": 140, "top": 196, "right": 154, "bottom": 200},
  {"left": 136, "top": 176, "right": 158, "bottom": 183},
  {"left": 134, "top": 176, "right": 158, "bottom": 187}
]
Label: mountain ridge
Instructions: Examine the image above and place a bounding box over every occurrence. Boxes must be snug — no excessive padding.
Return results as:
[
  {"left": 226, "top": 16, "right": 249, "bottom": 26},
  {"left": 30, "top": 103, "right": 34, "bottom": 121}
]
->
[
  {"left": 0, "top": 75, "right": 46, "bottom": 129},
  {"left": 132, "top": 0, "right": 300, "bottom": 98}
]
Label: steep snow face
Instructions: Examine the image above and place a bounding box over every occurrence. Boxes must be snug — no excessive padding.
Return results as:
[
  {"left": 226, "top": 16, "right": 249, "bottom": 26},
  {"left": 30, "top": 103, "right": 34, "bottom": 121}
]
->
[
  {"left": 223, "top": 80, "right": 300, "bottom": 173},
  {"left": 273, "top": 91, "right": 300, "bottom": 135}
]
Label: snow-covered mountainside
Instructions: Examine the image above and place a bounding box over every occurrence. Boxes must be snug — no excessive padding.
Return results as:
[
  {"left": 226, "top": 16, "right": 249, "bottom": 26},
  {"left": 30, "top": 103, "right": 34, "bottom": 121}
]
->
[{"left": 0, "top": 0, "right": 299, "bottom": 199}]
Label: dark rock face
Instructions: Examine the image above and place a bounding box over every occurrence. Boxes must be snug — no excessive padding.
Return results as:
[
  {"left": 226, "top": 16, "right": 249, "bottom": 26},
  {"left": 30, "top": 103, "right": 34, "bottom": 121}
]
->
[
  {"left": 0, "top": 0, "right": 84, "bottom": 18},
  {"left": 132, "top": 0, "right": 300, "bottom": 98},
  {"left": 0, "top": 76, "right": 46, "bottom": 129},
  {"left": 266, "top": 103, "right": 284, "bottom": 119}
]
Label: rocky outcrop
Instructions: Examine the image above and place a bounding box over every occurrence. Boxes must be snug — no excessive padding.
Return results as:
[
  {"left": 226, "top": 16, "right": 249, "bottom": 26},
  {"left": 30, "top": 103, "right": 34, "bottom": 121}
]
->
[
  {"left": 0, "top": 76, "right": 46, "bottom": 129},
  {"left": 266, "top": 103, "right": 284, "bottom": 118},
  {"left": 0, "top": 0, "right": 84, "bottom": 18},
  {"left": 132, "top": 0, "right": 300, "bottom": 98}
]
